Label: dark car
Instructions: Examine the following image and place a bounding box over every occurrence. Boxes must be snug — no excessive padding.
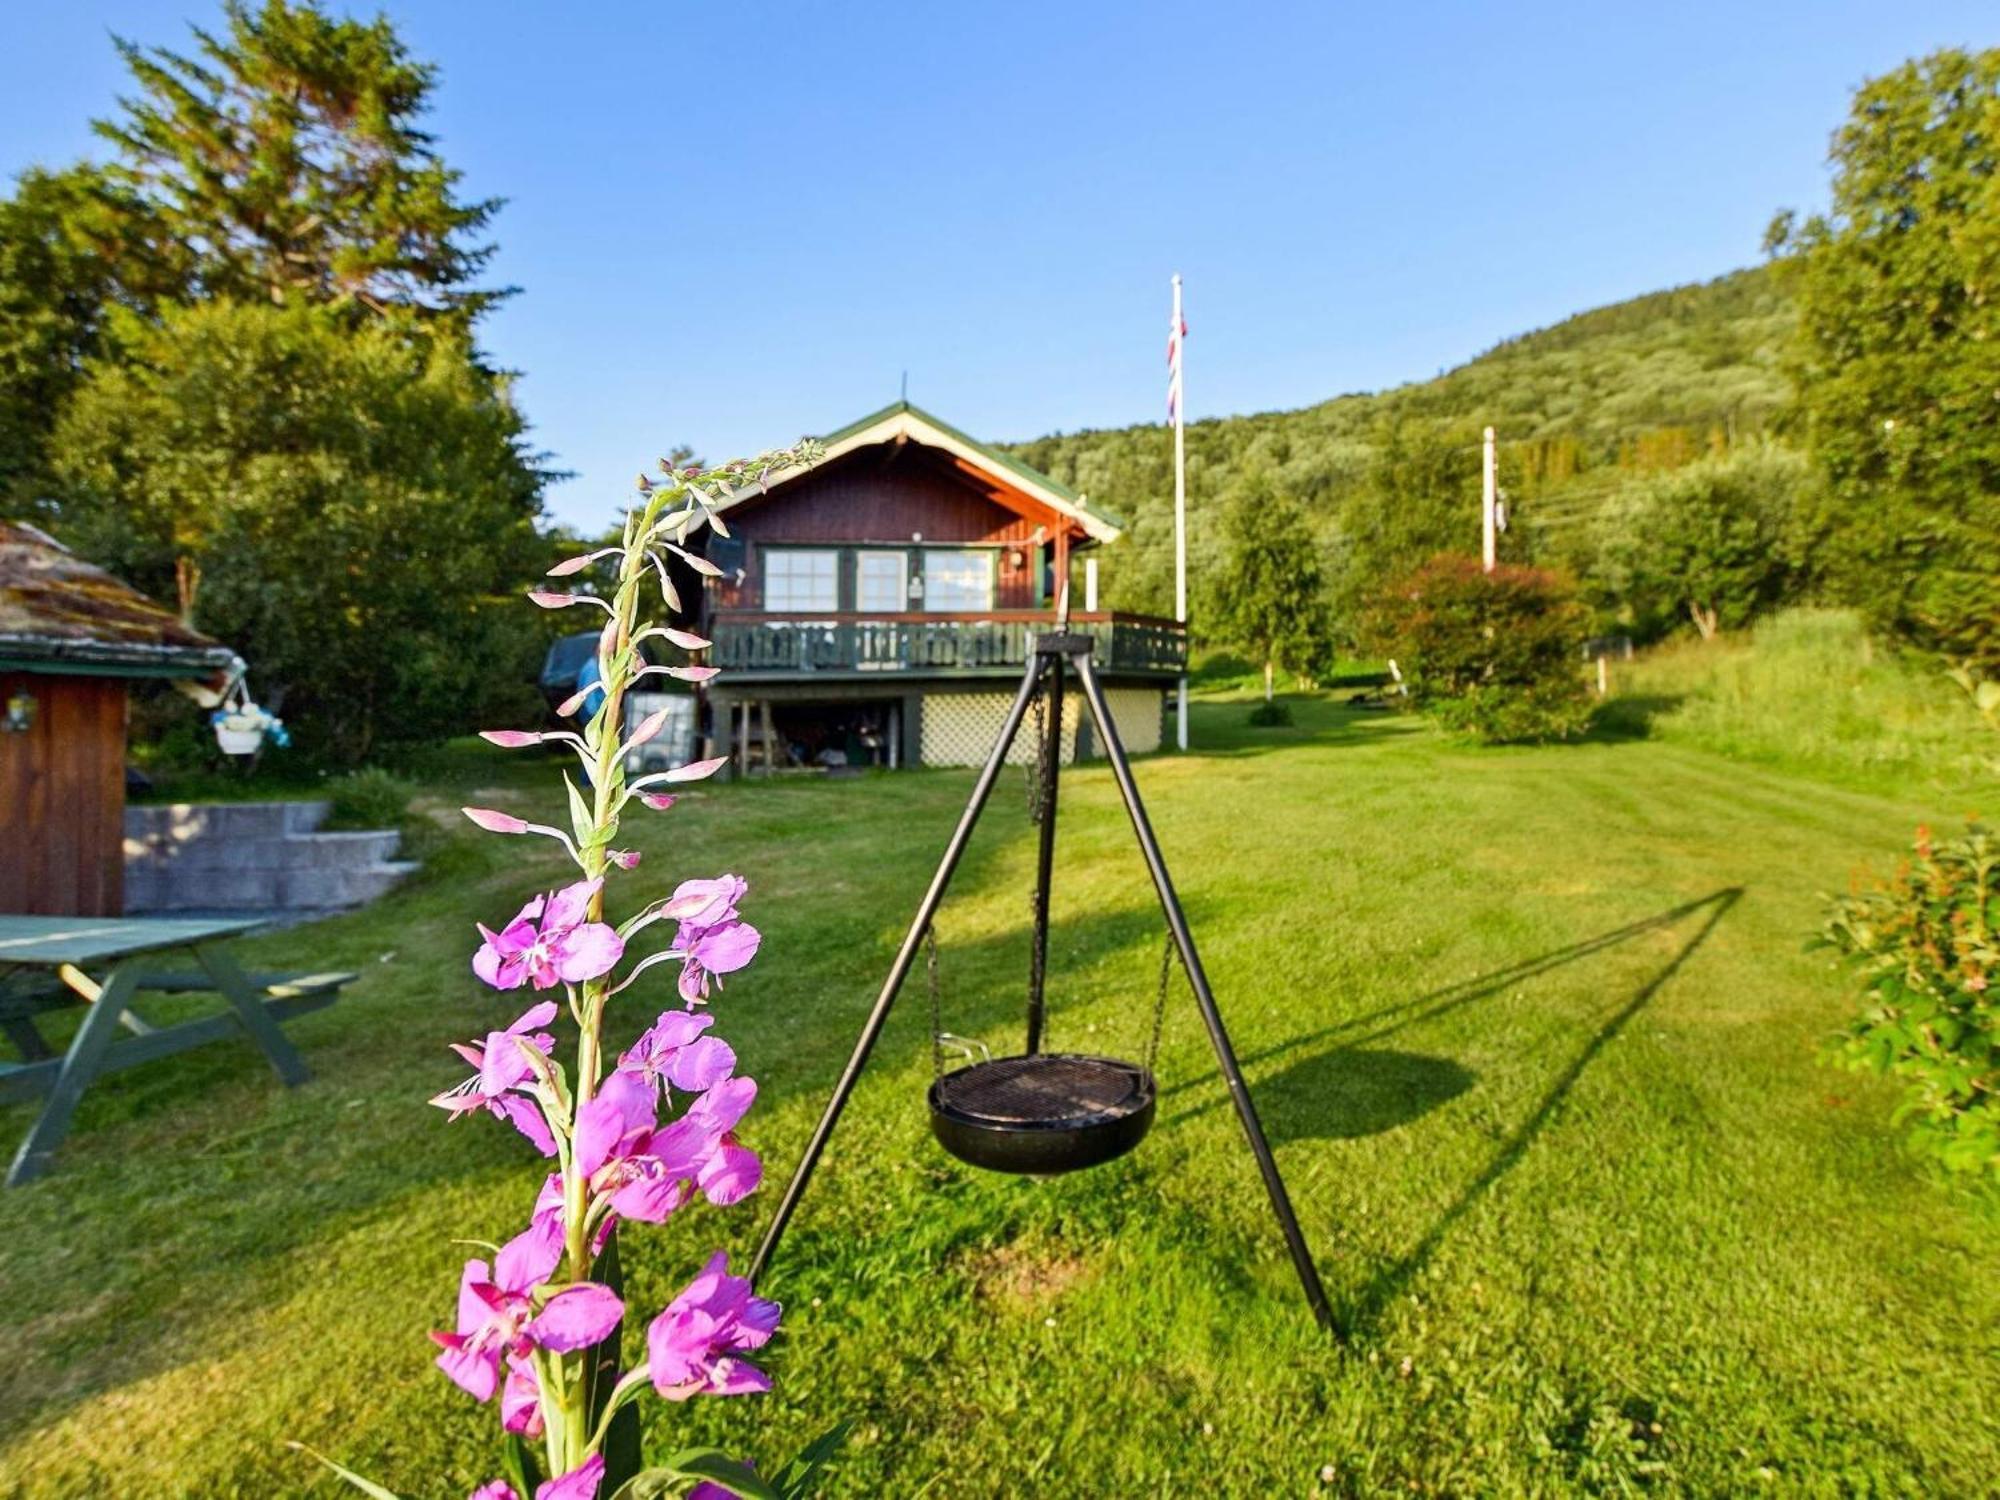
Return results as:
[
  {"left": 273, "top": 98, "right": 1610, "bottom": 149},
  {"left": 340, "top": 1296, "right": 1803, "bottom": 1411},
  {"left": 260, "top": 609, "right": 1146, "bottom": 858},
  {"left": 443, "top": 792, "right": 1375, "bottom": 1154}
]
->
[{"left": 538, "top": 631, "right": 601, "bottom": 718}]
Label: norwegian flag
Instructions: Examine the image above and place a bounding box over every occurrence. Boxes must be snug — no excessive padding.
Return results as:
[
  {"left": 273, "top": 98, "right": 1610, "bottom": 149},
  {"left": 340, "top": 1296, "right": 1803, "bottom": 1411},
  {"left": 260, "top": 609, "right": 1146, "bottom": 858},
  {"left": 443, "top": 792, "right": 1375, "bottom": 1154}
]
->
[{"left": 1166, "top": 306, "right": 1187, "bottom": 421}]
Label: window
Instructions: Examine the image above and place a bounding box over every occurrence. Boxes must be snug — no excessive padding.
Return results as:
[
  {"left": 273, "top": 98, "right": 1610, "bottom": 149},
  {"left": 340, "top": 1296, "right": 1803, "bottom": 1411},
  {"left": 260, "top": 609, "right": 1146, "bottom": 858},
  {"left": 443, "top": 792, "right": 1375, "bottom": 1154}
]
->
[
  {"left": 856, "top": 550, "right": 908, "bottom": 613},
  {"left": 922, "top": 548, "right": 994, "bottom": 612},
  {"left": 762, "top": 548, "right": 838, "bottom": 612}
]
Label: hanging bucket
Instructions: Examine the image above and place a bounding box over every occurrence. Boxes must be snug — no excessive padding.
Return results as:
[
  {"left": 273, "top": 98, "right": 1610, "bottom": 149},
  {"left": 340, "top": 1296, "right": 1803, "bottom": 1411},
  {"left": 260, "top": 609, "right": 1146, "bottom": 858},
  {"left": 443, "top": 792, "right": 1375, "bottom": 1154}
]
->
[
  {"left": 213, "top": 719, "right": 266, "bottom": 755},
  {"left": 928, "top": 1053, "right": 1156, "bottom": 1175}
]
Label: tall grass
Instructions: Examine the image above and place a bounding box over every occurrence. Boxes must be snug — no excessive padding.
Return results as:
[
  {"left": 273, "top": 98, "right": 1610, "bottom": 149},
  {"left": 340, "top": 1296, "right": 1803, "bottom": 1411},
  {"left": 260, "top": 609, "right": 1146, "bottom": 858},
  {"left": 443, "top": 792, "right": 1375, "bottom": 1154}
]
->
[{"left": 1612, "top": 607, "right": 1996, "bottom": 793}]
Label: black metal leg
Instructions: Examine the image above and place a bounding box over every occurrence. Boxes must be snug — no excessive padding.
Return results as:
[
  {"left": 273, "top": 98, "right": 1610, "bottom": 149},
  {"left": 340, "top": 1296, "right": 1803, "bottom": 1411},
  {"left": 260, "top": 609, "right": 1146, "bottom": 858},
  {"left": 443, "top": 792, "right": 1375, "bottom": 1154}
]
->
[
  {"left": 1073, "top": 654, "right": 1339, "bottom": 1334},
  {"left": 749, "top": 657, "right": 1045, "bottom": 1284},
  {"left": 1025, "top": 654, "right": 1062, "bottom": 1056}
]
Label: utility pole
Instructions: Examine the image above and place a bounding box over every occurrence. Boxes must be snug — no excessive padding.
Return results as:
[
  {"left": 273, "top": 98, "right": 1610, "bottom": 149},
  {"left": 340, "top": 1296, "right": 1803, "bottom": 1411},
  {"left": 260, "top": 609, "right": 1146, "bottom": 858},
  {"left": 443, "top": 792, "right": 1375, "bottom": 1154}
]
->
[
  {"left": 1482, "top": 425, "right": 1497, "bottom": 573},
  {"left": 1170, "top": 275, "right": 1189, "bottom": 752}
]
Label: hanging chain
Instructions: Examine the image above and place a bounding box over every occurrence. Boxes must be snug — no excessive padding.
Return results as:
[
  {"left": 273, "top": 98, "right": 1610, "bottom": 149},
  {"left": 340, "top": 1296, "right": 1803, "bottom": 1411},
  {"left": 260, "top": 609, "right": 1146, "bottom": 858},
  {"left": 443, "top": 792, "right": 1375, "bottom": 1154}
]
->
[
  {"left": 926, "top": 923, "right": 944, "bottom": 1080},
  {"left": 1024, "top": 670, "right": 1049, "bottom": 823},
  {"left": 1025, "top": 659, "right": 1057, "bottom": 1052},
  {"left": 1146, "top": 932, "right": 1177, "bottom": 1073}
]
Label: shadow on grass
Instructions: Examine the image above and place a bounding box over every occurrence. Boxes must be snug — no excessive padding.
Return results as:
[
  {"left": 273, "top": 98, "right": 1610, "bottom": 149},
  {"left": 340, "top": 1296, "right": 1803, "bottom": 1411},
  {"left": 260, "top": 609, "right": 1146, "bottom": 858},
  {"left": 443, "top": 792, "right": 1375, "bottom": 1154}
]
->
[
  {"left": 1332, "top": 886, "right": 1742, "bottom": 1339},
  {"left": 1163, "top": 886, "right": 1746, "bottom": 1114},
  {"left": 1257, "top": 1048, "right": 1475, "bottom": 1143},
  {"left": 1189, "top": 703, "right": 1425, "bottom": 763},
  {"left": 1582, "top": 693, "right": 1684, "bottom": 743}
]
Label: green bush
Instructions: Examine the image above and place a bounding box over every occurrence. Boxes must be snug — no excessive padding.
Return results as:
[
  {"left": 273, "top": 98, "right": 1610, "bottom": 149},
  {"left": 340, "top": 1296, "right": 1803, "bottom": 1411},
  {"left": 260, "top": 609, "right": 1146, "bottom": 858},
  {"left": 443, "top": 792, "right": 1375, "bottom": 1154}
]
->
[
  {"left": 1363, "top": 554, "right": 1593, "bottom": 743},
  {"left": 1819, "top": 822, "right": 1998, "bottom": 1183},
  {"left": 324, "top": 767, "right": 415, "bottom": 830},
  {"left": 1246, "top": 700, "right": 1293, "bottom": 728}
]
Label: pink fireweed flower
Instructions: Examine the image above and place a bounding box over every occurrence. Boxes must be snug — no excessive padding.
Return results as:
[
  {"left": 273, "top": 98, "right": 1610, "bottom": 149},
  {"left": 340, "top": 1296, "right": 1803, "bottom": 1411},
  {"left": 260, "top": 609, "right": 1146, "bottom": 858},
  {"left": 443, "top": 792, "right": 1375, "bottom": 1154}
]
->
[
  {"left": 543, "top": 1456, "right": 605, "bottom": 1500},
  {"left": 431, "top": 1225, "right": 621, "bottom": 1401},
  {"left": 474, "top": 878, "right": 624, "bottom": 991},
  {"left": 682, "top": 1075, "right": 763, "bottom": 1205},
  {"left": 430, "top": 1002, "right": 561, "bottom": 1156},
  {"left": 660, "top": 875, "right": 760, "bottom": 1005},
  {"left": 573, "top": 1070, "right": 762, "bottom": 1225},
  {"left": 611, "top": 876, "right": 761, "bottom": 1004},
  {"left": 646, "top": 1250, "right": 780, "bottom": 1400},
  {"left": 467, "top": 1460, "right": 604, "bottom": 1500},
  {"left": 501, "top": 1355, "right": 542, "bottom": 1437},
  {"left": 662, "top": 875, "right": 746, "bottom": 928},
  {"left": 530, "top": 1172, "right": 613, "bottom": 1262},
  {"left": 696, "top": 1135, "right": 763, "bottom": 1205},
  {"left": 620, "top": 1009, "right": 737, "bottom": 1099},
  {"left": 573, "top": 1070, "right": 707, "bottom": 1224},
  {"left": 675, "top": 920, "right": 761, "bottom": 1004}
]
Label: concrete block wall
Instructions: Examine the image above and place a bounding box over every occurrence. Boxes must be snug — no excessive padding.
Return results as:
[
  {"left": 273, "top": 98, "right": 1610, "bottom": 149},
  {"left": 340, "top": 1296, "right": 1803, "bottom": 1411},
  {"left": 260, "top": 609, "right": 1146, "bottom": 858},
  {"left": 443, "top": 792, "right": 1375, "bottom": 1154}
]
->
[{"left": 124, "top": 801, "right": 416, "bottom": 915}]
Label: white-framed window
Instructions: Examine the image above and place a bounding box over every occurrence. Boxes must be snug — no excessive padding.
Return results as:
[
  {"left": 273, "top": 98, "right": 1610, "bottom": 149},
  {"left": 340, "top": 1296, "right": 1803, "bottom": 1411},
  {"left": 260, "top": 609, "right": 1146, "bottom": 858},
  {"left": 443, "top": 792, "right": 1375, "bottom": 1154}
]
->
[
  {"left": 922, "top": 548, "right": 994, "bottom": 612},
  {"left": 856, "top": 550, "right": 908, "bottom": 613},
  {"left": 762, "top": 547, "right": 839, "bottom": 612}
]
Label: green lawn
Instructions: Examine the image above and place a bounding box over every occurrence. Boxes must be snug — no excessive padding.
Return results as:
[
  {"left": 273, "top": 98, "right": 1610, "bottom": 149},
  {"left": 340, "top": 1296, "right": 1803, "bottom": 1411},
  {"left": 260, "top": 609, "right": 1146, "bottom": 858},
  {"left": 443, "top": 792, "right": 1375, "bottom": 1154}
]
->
[{"left": 2, "top": 695, "right": 1994, "bottom": 1497}]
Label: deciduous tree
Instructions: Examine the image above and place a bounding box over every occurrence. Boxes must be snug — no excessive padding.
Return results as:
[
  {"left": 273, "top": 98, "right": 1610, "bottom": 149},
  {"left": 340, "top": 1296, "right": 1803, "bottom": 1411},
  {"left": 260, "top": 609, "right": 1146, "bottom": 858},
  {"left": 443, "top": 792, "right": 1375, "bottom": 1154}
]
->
[
  {"left": 1769, "top": 46, "right": 2000, "bottom": 672},
  {"left": 50, "top": 300, "right": 544, "bottom": 762},
  {"left": 1210, "top": 478, "right": 1337, "bottom": 702},
  {"left": 1592, "top": 442, "right": 1815, "bottom": 640}
]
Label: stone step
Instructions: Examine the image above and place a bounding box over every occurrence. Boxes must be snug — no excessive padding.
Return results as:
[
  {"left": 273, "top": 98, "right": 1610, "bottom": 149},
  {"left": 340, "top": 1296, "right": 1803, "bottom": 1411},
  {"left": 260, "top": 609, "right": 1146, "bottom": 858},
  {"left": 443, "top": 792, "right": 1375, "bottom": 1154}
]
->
[
  {"left": 275, "top": 861, "right": 420, "bottom": 910},
  {"left": 122, "top": 800, "right": 410, "bottom": 916},
  {"left": 124, "top": 859, "right": 419, "bottom": 914},
  {"left": 124, "top": 800, "right": 330, "bottom": 845},
  {"left": 123, "top": 828, "right": 401, "bottom": 873}
]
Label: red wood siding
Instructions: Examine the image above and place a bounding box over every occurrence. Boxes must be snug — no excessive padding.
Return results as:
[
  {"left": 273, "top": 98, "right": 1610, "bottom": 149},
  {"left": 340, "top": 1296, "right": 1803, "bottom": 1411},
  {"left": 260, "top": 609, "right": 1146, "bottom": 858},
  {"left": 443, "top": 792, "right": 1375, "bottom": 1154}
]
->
[
  {"left": 0, "top": 674, "right": 127, "bottom": 916},
  {"left": 713, "top": 446, "right": 1077, "bottom": 611}
]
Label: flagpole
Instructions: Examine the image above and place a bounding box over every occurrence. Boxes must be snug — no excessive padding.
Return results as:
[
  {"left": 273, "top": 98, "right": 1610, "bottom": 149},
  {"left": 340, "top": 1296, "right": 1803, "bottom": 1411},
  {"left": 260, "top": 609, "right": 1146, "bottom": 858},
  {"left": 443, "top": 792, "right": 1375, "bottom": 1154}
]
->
[{"left": 1172, "top": 274, "right": 1188, "bottom": 753}]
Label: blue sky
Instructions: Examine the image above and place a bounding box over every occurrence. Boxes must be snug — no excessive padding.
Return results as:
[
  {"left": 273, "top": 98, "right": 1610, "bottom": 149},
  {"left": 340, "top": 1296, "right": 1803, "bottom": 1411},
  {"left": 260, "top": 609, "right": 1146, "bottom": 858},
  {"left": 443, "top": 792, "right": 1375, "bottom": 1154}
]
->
[{"left": 3, "top": 1, "right": 1994, "bottom": 528}]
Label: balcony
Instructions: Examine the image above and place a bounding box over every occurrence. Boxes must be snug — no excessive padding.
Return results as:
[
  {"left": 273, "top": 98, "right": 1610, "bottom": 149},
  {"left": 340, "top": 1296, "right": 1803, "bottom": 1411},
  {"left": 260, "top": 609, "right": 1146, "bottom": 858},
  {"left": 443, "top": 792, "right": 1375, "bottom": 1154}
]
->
[{"left": 705, "top": 610, "right": 1186, "bottom": 681}]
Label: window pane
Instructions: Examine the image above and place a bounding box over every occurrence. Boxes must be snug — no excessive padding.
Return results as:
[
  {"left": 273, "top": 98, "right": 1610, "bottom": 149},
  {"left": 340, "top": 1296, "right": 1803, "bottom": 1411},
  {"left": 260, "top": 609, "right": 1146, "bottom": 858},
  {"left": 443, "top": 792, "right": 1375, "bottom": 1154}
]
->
[
  {"left": 923, "top": 549, "right": 993, "bottom": 611},
  {"left": 856, "top": 551, "right": 907, "bottom": 612},
  {"left": 763, "top": 548, "right": 838, "bottom": 611}
]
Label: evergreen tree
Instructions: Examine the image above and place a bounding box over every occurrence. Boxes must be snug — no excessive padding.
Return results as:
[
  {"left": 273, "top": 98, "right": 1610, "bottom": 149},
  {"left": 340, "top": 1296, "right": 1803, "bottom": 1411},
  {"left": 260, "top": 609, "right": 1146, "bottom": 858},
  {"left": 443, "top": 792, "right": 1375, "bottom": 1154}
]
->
[{"left": 94, "top": 0, "right": 506, "bottom": 331}]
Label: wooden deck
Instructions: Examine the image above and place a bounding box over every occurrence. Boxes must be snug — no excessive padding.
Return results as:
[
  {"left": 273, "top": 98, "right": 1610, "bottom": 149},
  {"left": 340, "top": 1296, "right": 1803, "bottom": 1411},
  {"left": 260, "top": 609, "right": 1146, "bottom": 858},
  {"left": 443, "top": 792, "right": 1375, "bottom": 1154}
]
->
[{"left": 706, "top": 610, "right": 1186, "bottom": 681}]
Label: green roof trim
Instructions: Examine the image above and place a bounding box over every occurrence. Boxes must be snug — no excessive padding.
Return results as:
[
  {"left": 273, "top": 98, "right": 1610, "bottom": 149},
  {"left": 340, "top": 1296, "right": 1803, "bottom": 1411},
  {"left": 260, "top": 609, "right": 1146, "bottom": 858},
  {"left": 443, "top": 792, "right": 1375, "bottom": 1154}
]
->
[{"left": 815, "top": 400, "right": 1129, "bottom": 533}]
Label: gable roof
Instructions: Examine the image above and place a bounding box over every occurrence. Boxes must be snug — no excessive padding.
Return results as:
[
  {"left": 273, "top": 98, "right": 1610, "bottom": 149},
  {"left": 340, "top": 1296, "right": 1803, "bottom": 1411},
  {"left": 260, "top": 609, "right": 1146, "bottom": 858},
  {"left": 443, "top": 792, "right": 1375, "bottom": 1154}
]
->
[
  {"left": 0, "top": 521, "right": 242, "bottom": 682},
  {"left": 719, "top": 401, "right": 1125, "bottom": 543}
]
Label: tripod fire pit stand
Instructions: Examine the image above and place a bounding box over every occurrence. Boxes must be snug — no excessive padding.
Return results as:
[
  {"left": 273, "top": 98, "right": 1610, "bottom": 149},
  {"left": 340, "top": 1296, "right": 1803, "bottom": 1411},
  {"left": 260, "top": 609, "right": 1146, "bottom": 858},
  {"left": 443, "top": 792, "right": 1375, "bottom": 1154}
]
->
[{"left": 748, "top": 632, "right": 1335, "bottom": 1333}]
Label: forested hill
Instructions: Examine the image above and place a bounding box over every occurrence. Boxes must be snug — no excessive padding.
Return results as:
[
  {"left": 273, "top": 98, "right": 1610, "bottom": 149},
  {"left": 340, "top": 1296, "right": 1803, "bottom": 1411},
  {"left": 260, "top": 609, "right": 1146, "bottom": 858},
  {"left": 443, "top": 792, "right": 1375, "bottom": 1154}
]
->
[{"left": 1006, "top": 265, "right": 1795, "bottom": 618}]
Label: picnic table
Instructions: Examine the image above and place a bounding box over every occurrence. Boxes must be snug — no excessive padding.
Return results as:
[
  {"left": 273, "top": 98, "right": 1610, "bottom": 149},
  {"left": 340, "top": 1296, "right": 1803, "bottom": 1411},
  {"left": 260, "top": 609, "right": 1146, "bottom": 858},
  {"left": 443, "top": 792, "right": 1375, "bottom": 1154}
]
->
[{"left": 0, "top": 915, "right": 355, "bottom": 1186}]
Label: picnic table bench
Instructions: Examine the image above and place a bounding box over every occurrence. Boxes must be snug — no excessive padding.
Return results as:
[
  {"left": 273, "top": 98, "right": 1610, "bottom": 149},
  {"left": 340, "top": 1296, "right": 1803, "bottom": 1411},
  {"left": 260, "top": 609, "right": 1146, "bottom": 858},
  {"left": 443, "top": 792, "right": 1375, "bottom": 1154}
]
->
[{"left": 0, "top": 915, "right": 355, "bottom": 1186}]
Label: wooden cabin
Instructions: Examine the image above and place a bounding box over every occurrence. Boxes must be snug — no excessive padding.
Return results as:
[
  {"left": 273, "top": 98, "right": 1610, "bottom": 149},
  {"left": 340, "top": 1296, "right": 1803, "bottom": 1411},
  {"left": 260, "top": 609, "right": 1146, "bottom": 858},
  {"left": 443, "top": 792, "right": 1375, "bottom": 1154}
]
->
[
  {"left": 695, "top": 403, "right": 1186, "bottom": 770},
  {"left": 0, "top": 522, "right": 240, "bottom": 916}
]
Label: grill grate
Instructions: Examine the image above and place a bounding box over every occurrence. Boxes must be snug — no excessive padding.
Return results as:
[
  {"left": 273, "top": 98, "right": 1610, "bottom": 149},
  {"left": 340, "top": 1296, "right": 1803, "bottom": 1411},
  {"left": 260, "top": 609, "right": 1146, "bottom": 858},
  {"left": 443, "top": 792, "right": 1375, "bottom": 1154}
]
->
[{"left": 933, "top": 1054, "right": 1147, "bottom": 1126}]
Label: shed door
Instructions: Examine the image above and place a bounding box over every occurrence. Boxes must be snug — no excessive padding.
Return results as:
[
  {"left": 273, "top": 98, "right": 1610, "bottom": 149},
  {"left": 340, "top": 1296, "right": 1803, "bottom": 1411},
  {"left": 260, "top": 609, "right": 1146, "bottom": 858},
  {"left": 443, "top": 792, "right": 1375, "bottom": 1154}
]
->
[{"left": 0, "top": 674, "right": 128, "bottom": 916}]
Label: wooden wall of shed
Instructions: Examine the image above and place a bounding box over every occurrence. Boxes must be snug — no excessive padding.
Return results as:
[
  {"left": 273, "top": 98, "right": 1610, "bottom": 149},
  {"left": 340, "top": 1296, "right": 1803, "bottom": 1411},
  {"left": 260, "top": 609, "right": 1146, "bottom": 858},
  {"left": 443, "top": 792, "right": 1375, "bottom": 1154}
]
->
[
  {"left": 0, "top": 673, "right": 127, "bottom": 916},
  {"left": 713, "top": 447, "right": 1068, "bottom": 611}
]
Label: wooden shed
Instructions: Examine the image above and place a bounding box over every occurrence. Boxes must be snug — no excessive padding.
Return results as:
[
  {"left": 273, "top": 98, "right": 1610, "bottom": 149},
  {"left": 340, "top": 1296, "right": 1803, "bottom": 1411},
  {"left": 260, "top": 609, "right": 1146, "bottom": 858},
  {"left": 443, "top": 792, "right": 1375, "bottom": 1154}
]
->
[{"left": 0, "top": 522, "right": 240, "bottom": 917}]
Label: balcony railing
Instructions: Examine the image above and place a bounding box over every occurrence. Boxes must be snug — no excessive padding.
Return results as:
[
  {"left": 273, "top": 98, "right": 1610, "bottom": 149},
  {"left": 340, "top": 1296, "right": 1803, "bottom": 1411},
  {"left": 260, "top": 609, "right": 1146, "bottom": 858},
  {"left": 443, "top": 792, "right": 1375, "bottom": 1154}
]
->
[{"left": 706, "top": 610, "right": 1186, "bottom": 679}]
